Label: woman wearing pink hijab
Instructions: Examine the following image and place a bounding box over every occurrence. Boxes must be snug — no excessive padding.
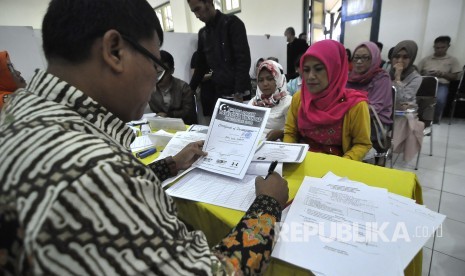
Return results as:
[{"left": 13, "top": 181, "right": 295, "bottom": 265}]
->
[
  {"left": 283, "top": 40, "right": 372, "bottom": 161},
  {"left": 347, "top": 41, "right": 393, "bottom": 126}
]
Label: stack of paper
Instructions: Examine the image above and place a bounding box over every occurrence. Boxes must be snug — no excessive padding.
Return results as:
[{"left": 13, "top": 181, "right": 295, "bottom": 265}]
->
[
  {"left": 271, "top": 172, "right": 446, "bottom": 276},
  {"left": 166, "top": 169, "right": 257, "bottom": 211},
  {"left": 148, "top": 117, "right": 186, "bottom": 132}
]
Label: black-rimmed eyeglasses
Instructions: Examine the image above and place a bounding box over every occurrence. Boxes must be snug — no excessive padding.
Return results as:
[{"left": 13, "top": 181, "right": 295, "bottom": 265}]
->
[
  {"left": 353, "top": 55, "right": 371, "bottom": 62},
  {"left": 121, "top": 35, "right": 167, "bottom": 83}
]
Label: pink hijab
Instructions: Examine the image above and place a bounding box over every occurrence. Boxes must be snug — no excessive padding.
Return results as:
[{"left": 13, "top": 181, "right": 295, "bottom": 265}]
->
[
  {"left": 298, "top": 40, "right": 367, "bottom": 130},
  {"left": 348, "top": 41, "right": 385, "bottom": 84}
]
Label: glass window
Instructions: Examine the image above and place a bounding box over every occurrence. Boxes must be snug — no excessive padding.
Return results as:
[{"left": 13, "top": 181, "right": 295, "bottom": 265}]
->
[
  {"left": 347, "top": 0, "right": 373, "bottom": 16},
  {"left": 154, "top": 3, "right": 174, "bottom": 32},
  {"left": 214, "top": 0, "right": 222, "bottom": 10},
  {"left": 221, "top": 0, "right": 241, "bottom": 14}
]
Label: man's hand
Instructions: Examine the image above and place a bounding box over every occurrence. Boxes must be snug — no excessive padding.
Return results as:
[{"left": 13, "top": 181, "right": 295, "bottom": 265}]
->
[
  {"left": 172, "top": 141, "right": 207, "bottom": 170},
  {"left": 255, "top": 172, "right": 289, "bottom": 208}
]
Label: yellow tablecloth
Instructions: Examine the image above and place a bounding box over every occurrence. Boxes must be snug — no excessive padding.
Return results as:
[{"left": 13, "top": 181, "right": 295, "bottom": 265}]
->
[{"left": 141, "top": 151, "right": 423, "bottom": 276}]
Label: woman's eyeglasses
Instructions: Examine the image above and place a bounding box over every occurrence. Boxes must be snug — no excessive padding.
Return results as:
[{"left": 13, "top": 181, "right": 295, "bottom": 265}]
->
[
  {"left": 121, "top": 35, "right": 167, "bottom": 83},
  {"left": 352, "top": 56, "right": 371, "bottom": 62}
]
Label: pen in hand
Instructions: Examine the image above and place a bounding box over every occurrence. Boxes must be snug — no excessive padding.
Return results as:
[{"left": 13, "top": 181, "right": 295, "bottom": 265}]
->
[{"left": 264, "top": 160, "right": 278, "bottom": 180}]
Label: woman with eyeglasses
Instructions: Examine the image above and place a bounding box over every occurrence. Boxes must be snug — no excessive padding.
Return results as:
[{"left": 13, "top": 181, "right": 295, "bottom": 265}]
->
[
  {"left": 148, "top": 50, "right": 198, "bottom": 125},
  {"left": 283, "top": 40, "right": 371, "bottom": 161},
  {"left": 0, "top": 51, "right": 27, "bottom": 109},
  {"left": 346, "top": 42, "right": 393, "bottom": 157}
]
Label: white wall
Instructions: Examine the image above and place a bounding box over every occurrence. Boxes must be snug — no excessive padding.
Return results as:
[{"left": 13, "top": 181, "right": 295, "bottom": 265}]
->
[
  {"left": 235, "top": 0, "right": 304, "bottom": 36},
  {"left": 420, "top": 0, "right": 464, "bottom": 64},
  {"left": 378, "top": 0, "right": 429, "bottom": 61},
  {"left": 2, "top": 0, "right": 463, "bottom": 68},
  {"left": 0, "top": 26, "right": 46, "bottom": 83},
  {"left": 0, "top": 0, "right": 49, "bottom": 29},
  {"left": 378, "top": 0, "right": 464, "bottom": 66}
]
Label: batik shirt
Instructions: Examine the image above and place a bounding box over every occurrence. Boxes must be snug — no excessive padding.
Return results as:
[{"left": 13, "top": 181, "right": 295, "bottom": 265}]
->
[{"left": 0, "top": 70, "right": 281, "bottom": 275}]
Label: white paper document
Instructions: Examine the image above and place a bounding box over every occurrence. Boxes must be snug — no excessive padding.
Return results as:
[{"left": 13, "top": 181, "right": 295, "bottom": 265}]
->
[
  {"left": 245, "top": 161, "right": 283, "bottom": 176},
  {"left": 153, "top": 131, "right": 206, "bottom": 187},
  {"left": 272, "top": 176, "right": 403, "bottom": 276},
  {"left": 187, "top": 124, "right": 210, "bottom": 134},
  {"left": 147, "top": 129, "right": 175, "bottom": 147},
  {"left": 272, "top": 173, "right": 446, "bottom": 275},
  {"left": 321, "top": 172, "right": 446, "bottom": 269},
  {"left": 166, "top": 169, "right": 256, "bottom": 211},
  {"left": 130, "top": 135, "right": 154, "bottom": 151},
  {"left": 195, "top": 99, "right": 269, "bottom": 179},
  {"left": 156, "top": 131, "right": 206, "bottom": 160},
  {"left": 253, "top": 141, "right": 308, "bottom": 163},
  {"left": 147, "top": 117, "right": 186, "bottom": 131}
]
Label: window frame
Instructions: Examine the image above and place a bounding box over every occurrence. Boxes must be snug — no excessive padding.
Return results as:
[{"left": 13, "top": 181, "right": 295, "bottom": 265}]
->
[
  {"left": 220, "top": 0, "right": 241, "bottom": 15},
  {"left": 154, "top": 3, "right": 174, "bottom": 32}
]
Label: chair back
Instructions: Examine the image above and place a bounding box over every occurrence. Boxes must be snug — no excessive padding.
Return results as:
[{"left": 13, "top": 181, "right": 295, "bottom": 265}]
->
[
  {"left": 455, "top": 70, "right": 465, "bottom": 97},
  {"left": 387, "top": 86, "right": 397, "bottom": 147},
  {"left": 390, "top": 86, "right": 397, "bottom": 122},
  {"left": 416, "top": 76, "right": 438, "bottom": 125}
]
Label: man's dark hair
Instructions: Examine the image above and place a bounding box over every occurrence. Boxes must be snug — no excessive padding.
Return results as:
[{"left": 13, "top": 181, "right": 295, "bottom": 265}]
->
[
  {"left": 285, "top": 27, "right": 295, "bottom": 36},
  {"left": 434, "top": 36, "right": 451, "bottom": 45},
  {"left": 42, "top": 0, "right": 163, "bottom": 63},
  {"left": 298, "top": 33, "right": 306, "bottom": 39},
  {"left": 160, "top": 50, "right": 175, "bottom": 70},
  {"left": 374, "top": 41, "right": 384, "bottom": 51}
]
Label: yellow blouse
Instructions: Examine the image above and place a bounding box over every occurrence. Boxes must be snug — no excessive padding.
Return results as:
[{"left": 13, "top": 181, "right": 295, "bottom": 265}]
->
[{"left": 283, "top": 91, "right": 372, "bottom": 161}]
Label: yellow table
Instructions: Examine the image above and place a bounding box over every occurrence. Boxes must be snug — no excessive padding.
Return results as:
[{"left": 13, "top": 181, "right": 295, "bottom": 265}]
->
[{"left": 140, "top": 151, "right": 423, "bottom": 276}]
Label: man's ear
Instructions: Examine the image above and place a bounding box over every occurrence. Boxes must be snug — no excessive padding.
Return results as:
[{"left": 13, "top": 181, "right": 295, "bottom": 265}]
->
[{"left": 101, "top": 30, "right": 125, "bottom": 73}]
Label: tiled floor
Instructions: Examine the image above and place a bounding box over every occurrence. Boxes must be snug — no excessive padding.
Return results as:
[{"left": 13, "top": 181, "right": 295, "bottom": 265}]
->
[{"left": 392, "top": 118, "right": 465, "bottom": 276}]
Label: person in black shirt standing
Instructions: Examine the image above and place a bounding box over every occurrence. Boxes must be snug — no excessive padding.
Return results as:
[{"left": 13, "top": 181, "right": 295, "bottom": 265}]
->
[
  {"left": 284, "top": 27, "right": 308, "bottom": 80},
  {"left": 188, "top": 0, "right": 251, "bottom": 103}
]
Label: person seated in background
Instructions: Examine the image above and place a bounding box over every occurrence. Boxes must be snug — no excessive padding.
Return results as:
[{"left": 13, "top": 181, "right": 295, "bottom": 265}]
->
[
  {"left": 267, "top": 56, "right": 279, "bottom": 63},
  {"left": 417, "top": 35, "right": 461, "bottom": 124},
  {"left": 0, "top": 51, "right": 27, "bottom": 109},
  {"left": 374, "top": 41, "right": 386, "bottom": 68},
  {"left": 250, "top": 57, "right": 265, "bottom": 97},
  {"left": 345, "top": 48, "right": 353, "bottom": 72},
  {"left": 347, "top": 41, "right": 393, "bottom": 153},
  {"left": 0, "top": 0, "right": 289, "bottom": 275},
  {"left": 382, "top": 47, "right": 395, "bottom": 72},
  {"left": 391, "top": 40, "right": 422, "bottom": 110},
  {"left": 298, "top": 32, "right": 307, "bottom": 42},
  {"left": 284, "top": 40, "right": 372, "bottom": 161},
  {"left": 390, "top": 40, "right": 424, "bottom": 162},
  {"left": 287, "top": 54, "right": 303, "bottom": 96},
  {"left": 149, "top": 50, "right": 198, "bottom": 125},
  {"left": 249, "top": 60, "right": 292, "bottom": 141}
]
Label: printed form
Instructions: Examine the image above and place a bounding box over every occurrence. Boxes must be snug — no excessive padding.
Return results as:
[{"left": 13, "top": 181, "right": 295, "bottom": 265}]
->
[
  {"left": 196, "top": 99, "right": 269, "bottom": 179},
  {"left": 272, "top": 176, "right": 403, "bottom": 276},
  {"left": 166, "top": 169, "right": 256, "bottom": 212},
  {"left": 253, "top": 141, "right": 308, "bottom": 163}
]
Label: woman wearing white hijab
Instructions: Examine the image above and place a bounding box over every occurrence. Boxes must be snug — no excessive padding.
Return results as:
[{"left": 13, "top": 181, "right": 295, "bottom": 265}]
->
[{"left": 248, "top": 60, "right": 292, "bottom": 140}]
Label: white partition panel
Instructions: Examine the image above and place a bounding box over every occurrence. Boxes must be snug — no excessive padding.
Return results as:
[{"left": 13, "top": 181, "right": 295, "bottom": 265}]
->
[
  {"left": 161, "top": 32, "right": 287, "bottom": 84},
  {"left": 0, "top": 26, "right": 46, "bottom": 83}
]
